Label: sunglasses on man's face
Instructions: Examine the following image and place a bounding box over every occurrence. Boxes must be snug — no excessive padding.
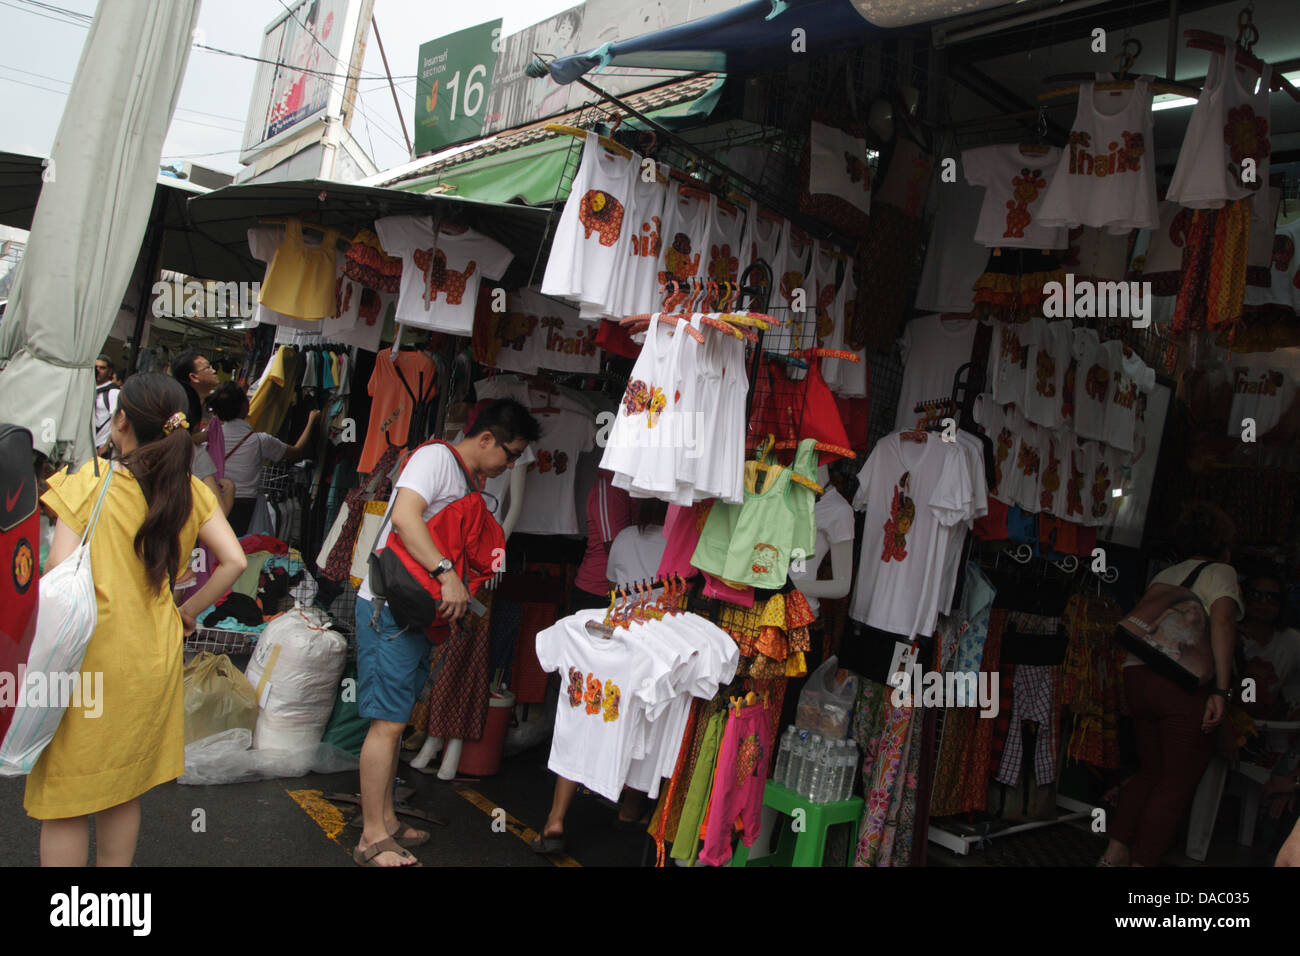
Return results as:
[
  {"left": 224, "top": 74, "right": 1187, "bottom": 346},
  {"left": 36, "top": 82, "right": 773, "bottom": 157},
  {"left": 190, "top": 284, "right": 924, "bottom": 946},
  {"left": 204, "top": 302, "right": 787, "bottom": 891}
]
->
[
  {"left": 502, "top": 443, "right": 526, "bottom": 463},
  {"left": 1247, "top": 589, "right": 1283, "bottom": 604}
]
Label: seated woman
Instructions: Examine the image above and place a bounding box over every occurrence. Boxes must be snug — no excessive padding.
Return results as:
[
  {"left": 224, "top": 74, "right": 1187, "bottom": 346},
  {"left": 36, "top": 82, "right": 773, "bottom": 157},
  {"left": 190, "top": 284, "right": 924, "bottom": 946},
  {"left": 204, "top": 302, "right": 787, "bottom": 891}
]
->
[
  {"left": 206, "top": 382, "right": 320, "bottom": 537},
  {"left": 1237, "top": 569, "right": 1300, "bottom": 722}
]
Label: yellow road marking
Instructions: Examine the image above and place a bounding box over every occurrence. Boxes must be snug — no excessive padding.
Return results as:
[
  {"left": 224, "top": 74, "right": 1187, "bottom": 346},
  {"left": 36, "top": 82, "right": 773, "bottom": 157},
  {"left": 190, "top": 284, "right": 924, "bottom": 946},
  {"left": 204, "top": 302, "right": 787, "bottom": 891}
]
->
[
  {"left": 287, "top": 789, "right": 350, "bottom": 843},
  {"left": 453, "top": 785, "right": 582, "bottom": 867}
]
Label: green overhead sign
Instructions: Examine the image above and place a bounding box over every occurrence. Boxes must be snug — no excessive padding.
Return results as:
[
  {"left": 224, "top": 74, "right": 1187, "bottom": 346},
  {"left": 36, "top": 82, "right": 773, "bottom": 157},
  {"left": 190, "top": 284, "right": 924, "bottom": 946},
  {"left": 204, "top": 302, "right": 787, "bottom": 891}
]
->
[{"left": 414, "top": 19, "right": 502, "bottom": 156}]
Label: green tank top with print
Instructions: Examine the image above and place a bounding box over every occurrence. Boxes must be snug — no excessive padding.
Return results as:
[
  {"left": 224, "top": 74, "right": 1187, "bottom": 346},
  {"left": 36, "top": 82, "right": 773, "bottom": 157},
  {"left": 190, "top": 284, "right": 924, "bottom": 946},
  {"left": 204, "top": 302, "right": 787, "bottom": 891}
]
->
[{"left": 691, "top": 438, "right": 819, "bottom": 588}]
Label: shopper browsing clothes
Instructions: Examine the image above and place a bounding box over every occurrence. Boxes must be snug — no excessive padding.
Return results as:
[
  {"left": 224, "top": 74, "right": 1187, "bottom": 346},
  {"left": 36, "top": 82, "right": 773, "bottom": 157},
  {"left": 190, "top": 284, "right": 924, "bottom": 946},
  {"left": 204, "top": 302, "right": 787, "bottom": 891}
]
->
[
  {"left": 27, "top": 374, "right": 246, "bottom": 866},
  {"left": 352, "top": 399, "right": 539, "bottom": 867},
  {"left": 170, "top": 350, "right": 220, "bottom": 442},
  {"left": 206, "top": 381, "right": 321, "bottom": 536},
  {"left": 569, "top": 470, "right": 639, "bottom": 612},
  {"left": 1100, "top": 502, "right": 1244, "bottom": 867}
]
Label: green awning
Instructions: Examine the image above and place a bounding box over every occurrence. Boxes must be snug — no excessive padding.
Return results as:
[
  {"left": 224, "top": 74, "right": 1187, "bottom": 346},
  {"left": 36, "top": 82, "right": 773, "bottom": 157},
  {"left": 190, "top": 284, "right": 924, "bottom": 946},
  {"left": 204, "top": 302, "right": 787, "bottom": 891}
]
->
[
  {"left": 396, "top": 137, "right": 574, "bottom": 206},
  {"left": 396, "top": 79, "right": 726, "bottom": 206}
]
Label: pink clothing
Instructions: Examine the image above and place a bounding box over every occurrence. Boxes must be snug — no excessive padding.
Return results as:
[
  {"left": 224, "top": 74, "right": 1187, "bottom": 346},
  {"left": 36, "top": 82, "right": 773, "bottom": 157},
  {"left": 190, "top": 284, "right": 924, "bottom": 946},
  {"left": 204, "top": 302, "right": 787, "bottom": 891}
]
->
[
  {"left": 658, "top": 501, "right": 712, "bottom": 579},
  {"left": 699, "top": 704, "right": 771, "bottom": 867},
  {"left": 703, "top": 572, "right": 755, "bottom": 608},
  {"left": 575, "top": 476, "right": 637, "bottom": 595}
]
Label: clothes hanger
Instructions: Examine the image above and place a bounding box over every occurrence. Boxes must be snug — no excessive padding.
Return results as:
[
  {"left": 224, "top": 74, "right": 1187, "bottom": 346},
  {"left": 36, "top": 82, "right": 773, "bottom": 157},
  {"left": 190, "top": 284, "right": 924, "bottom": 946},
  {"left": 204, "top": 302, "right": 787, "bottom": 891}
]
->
[
  {"left": 1039, "top": 37, "right": 1202, "bottom": 101},
  {"left": 1184, "top": 8, "right": 1300, "bottom": 102},
  {"left": 543, "top": 123, "right": 634, "bottom": 159}
]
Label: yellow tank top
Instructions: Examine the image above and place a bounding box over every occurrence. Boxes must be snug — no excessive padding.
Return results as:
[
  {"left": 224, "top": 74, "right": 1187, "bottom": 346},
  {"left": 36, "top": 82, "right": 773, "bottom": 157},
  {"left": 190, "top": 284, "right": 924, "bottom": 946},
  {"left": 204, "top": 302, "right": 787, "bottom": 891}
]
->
[{"left": 258, "top": 218, "right": 340, "bottom": 320}]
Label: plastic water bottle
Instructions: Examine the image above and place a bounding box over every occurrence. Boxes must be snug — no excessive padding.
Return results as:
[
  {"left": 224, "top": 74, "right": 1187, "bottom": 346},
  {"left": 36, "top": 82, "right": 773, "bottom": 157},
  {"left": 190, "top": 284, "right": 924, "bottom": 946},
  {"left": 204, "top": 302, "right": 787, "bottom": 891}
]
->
[
  {"left": 840, "top": 741, "right": 859, "bottom": 801},
  {"left": 773, "top": 726, "right": 796, "bottom": 786},
  {"left": 784, "top": 730, "right": 809, "bottom": 790},
  {"left": 812, "top": 740, "right": 834, "bottom": 803},
  {"left": 796, "top": 734, "right": 822, "bottom": 797},
  {"left": 830, "top": 741, "right": 850, "bottom": 803}
]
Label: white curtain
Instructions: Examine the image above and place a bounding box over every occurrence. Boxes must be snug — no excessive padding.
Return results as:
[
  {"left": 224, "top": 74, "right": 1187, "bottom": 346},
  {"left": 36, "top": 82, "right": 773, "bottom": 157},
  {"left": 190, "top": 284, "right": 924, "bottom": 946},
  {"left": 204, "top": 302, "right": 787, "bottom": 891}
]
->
[{"left": 0, "top": 0, "right": 200, "bottom": 463}]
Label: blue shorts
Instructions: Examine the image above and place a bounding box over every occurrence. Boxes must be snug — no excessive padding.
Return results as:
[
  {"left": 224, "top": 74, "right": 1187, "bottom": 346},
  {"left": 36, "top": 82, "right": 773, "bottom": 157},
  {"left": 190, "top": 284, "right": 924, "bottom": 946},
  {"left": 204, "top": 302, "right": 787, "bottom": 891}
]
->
[{"left": 354, "top": 597, "right": 432, "bottom": 723}]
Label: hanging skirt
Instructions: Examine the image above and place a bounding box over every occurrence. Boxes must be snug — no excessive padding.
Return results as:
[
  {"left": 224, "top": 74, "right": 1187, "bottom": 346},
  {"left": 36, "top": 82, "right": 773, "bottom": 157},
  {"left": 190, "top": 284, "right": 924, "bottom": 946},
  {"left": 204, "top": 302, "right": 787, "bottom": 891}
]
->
[
  {"left": 971, "top": 248, "right": 1066, "bottom": 323},
  {"left": 425, "top": 592, "right": 494, "bottom": 741}
]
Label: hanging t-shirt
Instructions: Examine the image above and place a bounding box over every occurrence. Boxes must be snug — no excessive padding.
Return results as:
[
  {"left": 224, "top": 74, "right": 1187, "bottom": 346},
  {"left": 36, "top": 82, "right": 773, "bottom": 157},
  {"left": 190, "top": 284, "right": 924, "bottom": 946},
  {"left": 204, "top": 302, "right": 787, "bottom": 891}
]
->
[
  {"left": 1102, "top": 341, "right": 1155, "bottom": 452},
  {"left": 1226, "top": 366, "right": 1298, "bottom": 438},
  {"left": 915, "top": 178, "right": 987, "bottom": 314},
  {"left": 1167, "top": 43, "right": 1272, "bottom": 209},
  {"left": 247, "top": 226, "right": 341, "bottom": 329},
  {"left": 986, "top": 318, "right": 1044, "bottom": 407},
  {"left": 612, "top": 167, "right": 669, "bottom": 318},
  {"left": 740, "top": 210, "right": 783, "bottom": 295},
  {"left": 535, "top": 610, "right": 674, "bottom": 801},
  {"left": 658, "top": 187, "right": 714, "bottom": 300},
  {"left": 1021, "top": 320, "right": 1074, "bottom": 428},
  {"left": 788, "top": 486, "right": 856, "bottom": 618},
  {"left": 963, "top": 144, "right": 1068, "bottom": 249},
  {"left": 1063, "top": 436, "right": 1091, "bottom": 523},
  {"left": 808, "top": 120, "right": 873, "bottom": 214},
  {"left": 607, "top": 525, "right": 669, "bottom": 589},
  {"left": 1009, "top": 411, "right": 1045, "bottom": 512},
  {"left": 375, "top": 215, "right": 513, "bottom": 335},
  {"left": 513, "top": 406, "right": 597, "bottom": 536},
  {"left": 325, "top": 285, "right": 392, "bottom": 352},
  {"left": 358, "top": 350, "right": 439, "bottom": 475},
  {"left": 1037, "top": 79, "right": 1159, "bottom": 234},
  {"left": 357, "top": 442, "right": 473, "bottom": 603},
  {"left": 541, "top": 134, "right": 639, "bottom": 314},
  {"left": 849, "top": 434, "right": 971, "bottom": 636},
  {"left": 1071, "top": 327, "right": 1110, "bottom": 441},
  {"left": 823, "top": 257, "right": 868, "bottom": 397},
  {"left": 258, "top": 218, "right": 342, "bottom": 320},
  {"left": 771, "top": 219, "right": 818, "bottom": 355},
  {"left": 1038, "top": 427, "right": 1071, "bottom": 517},
  {"left": 504, "top": 289, "right": 600, "bottom": 375},
  {"left": 893, "top": 314, "right": 978, "bottom": 430},
  {"left": 1083, "top": 440, "right": 1122, "bottom": 527},
  {"left": 1245, "top": 216, "right": 1300, "bottom": 312},
  {"left": 706, "top": 199, "right": 746, "bottom": 292},
  {"left": 808, "top": 241, "right": 840, "bottom": 351},
  {"left": 974, "top": 395, "right": 1016, "bottom": 505}
]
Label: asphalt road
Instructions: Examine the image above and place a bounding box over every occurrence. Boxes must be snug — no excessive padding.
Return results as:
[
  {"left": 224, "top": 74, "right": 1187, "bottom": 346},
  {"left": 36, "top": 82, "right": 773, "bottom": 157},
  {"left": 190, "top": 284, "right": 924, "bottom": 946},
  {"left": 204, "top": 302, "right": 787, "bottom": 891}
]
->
[{"left": 0, "top": 740, "right": 657, "bottom": 868}]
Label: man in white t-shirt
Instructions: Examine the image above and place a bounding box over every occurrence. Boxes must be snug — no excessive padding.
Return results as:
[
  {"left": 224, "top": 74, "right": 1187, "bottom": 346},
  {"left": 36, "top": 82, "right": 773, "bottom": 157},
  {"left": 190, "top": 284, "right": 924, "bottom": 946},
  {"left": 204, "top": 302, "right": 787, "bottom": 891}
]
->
[
  {"left": 92, "top": 355, "right": 120, "bottom": 456},
  {"left": 353, "top": 398, "right": 541, "bottom": 868}
]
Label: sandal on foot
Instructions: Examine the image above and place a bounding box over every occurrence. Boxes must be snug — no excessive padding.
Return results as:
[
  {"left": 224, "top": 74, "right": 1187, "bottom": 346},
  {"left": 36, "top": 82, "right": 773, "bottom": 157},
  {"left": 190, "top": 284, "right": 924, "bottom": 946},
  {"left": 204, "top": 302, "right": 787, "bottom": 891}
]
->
[
  {"left": 353, "top": 836, "right": 422, "bottom": 867},
  {"left": 531, "top": 833, "right": 566, "bottom": 855},
  {"left": 389, "top": 823, "right": 430, "bottom": 848}
]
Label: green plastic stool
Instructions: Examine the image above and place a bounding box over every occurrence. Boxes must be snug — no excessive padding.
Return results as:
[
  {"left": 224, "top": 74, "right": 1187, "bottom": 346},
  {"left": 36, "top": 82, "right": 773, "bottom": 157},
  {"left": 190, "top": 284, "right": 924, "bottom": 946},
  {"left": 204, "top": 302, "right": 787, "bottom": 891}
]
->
[{"left": 730, "top": 782, "right": 864, "bottom": 867}]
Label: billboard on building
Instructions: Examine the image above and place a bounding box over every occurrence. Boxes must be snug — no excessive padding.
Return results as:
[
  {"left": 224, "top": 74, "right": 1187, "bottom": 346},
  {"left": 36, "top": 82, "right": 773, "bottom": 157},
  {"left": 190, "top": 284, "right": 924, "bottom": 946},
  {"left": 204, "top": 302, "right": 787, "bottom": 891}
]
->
[{"left": 241, "top": 0, "right": 363, "bottom": 162}]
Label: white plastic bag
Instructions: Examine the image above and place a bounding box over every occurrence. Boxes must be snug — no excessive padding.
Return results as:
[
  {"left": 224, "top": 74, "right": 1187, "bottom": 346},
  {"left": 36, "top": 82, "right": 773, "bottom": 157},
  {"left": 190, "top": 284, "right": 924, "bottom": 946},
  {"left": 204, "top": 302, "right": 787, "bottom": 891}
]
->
[
  {"left": 795, "top": 656, "right": 857, "bottom": 738},
  {"left": 243, "top": 607, "right": 347, "bottom": 754},
  {"left": 177, "top": 728, "right": 358, "bottom": 786},
  {"left": 0, "top": 469, "right": 112, "bottom": 776}
]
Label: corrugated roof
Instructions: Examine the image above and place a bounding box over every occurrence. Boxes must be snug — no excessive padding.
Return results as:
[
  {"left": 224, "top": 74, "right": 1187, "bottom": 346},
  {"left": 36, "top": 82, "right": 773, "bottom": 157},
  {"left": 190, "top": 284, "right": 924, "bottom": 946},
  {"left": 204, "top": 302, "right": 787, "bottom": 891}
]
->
[{"left": 369, "top": 74, "right": 721, "bottom": 188}]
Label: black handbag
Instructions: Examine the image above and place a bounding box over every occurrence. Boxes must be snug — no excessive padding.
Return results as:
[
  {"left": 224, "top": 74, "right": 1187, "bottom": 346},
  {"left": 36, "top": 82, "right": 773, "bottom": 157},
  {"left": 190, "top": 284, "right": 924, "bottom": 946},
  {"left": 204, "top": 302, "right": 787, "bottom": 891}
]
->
[{"left": 365, "top": 440, "right": 478, "bottom": 631}]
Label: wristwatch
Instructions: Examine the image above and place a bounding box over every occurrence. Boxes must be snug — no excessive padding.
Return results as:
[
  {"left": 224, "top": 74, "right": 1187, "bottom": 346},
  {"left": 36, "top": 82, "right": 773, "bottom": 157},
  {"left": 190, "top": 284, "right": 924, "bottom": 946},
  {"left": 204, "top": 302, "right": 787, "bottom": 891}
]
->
[
  {"left": 1211, "top": 687, "right": 1233, "bottom": 700},
  {"left": 430, "top": 558, "right": 454, "bottom": 579}
]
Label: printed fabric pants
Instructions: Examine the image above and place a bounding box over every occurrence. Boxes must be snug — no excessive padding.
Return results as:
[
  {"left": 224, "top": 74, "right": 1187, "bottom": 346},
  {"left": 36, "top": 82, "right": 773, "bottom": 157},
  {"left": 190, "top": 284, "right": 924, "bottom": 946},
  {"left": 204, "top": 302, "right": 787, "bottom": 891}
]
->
[
  {"left": 1110, "top": 665, "right": 1214, "bottom": 867},
  {"left": 698, "top": 705, "right": 771, "bottom": 867}
]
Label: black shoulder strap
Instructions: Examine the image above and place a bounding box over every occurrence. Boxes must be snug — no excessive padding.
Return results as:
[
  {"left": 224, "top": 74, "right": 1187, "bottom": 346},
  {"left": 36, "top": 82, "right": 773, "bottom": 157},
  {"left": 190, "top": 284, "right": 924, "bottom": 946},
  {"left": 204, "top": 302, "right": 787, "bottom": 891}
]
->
[{"left": 1179, "top": 561, "right": 1216, "bottom": 591}]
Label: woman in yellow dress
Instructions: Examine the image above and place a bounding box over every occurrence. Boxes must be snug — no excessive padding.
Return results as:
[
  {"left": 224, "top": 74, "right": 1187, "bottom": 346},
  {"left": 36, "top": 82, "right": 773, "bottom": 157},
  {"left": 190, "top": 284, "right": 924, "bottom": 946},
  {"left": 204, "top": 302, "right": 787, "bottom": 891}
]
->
[{"left": 29, "top": 373, "right": 247, "bottom": 865}]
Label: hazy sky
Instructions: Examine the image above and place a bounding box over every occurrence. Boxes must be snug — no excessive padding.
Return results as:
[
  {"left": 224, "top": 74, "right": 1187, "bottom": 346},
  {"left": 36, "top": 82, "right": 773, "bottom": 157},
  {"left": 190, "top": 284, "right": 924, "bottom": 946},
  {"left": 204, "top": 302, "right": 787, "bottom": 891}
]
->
[{"left": 0, "top": 0, "right": 583, "bottom": 175}]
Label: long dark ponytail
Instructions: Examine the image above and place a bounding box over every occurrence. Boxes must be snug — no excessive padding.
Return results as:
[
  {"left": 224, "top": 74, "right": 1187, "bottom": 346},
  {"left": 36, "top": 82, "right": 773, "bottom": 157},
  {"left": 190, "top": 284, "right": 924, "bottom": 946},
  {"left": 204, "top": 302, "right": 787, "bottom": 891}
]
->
[{"left": 117, "top": 373, "right": 196, "bottom": 591}]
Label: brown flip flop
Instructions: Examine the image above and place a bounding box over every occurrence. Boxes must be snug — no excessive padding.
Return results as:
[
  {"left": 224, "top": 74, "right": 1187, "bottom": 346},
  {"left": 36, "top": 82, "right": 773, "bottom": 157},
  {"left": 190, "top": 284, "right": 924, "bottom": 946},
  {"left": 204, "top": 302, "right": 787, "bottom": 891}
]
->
[
  {"left": 353, "top": 836, "right": 422, "bottom": 867},
  {"left": 390, "top": 823, "right": 431, "bottom": 848}
]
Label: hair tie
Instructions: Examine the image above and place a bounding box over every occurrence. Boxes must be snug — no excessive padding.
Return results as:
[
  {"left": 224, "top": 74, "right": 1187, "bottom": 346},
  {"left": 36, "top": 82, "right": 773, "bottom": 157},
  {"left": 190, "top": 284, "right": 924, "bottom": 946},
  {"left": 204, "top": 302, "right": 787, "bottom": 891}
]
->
[{"left": 163, "top": 411, "right": 189, "bottom": 435}]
